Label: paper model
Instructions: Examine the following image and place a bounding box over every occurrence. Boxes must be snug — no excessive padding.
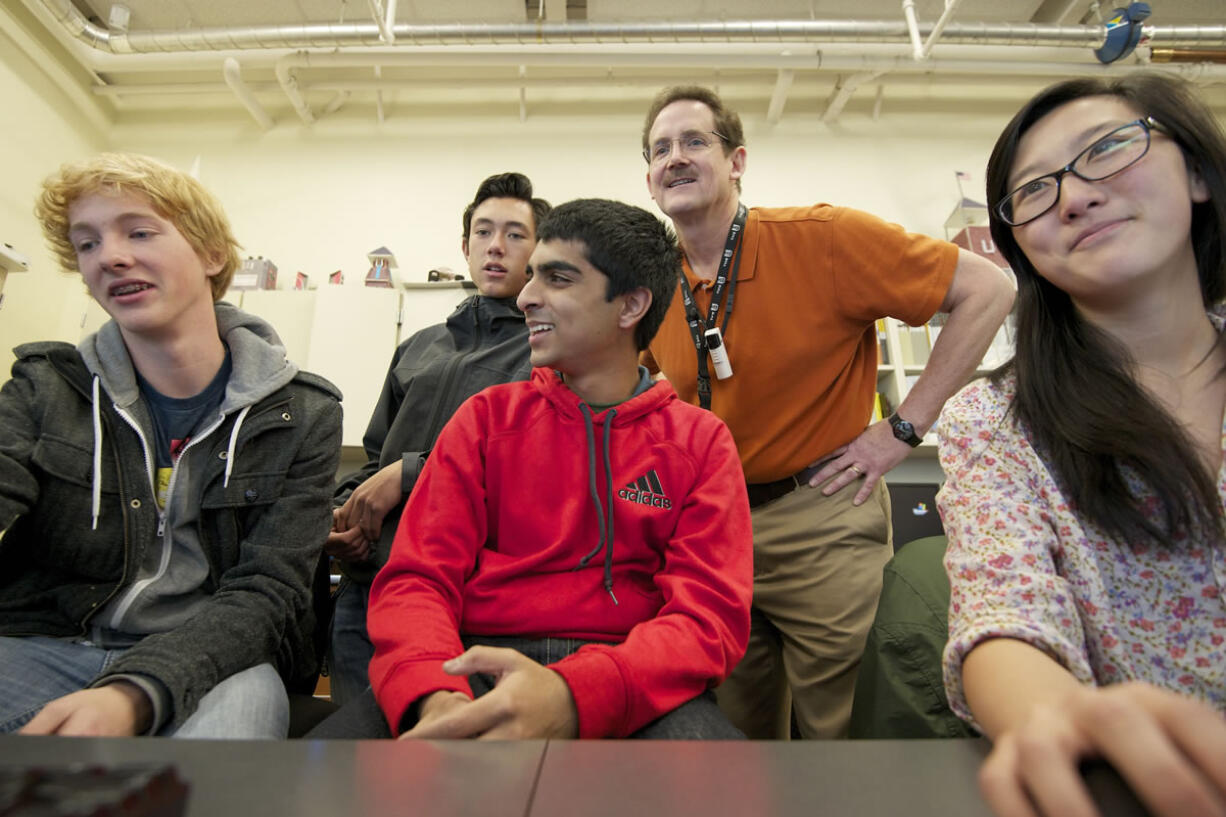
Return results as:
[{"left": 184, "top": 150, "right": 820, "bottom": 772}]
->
[
  {"left": 366, "top": 246, "right": 397, "bottom": 288},
  {"left": 232, "top": 256, "right": 278, "bottom": 290}
]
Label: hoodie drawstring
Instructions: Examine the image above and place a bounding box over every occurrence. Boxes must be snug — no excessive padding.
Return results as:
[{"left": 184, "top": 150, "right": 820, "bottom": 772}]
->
[
  {"left": 223, "top": 405, "right": 251, "bottom": 488},
  {"left": 600, "top": 410, "right": 617, "bottom": 604},
  {"left": 575, "top": 404, "right": 619, "bottom": 605},
  {"left": 91, "top": 375, "right": 102, "bottom": 530}
]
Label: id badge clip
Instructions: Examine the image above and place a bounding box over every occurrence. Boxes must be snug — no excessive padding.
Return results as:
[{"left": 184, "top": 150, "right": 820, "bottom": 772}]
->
[{"left": 704, "top": 327, "right": 733, "bottom": 380}]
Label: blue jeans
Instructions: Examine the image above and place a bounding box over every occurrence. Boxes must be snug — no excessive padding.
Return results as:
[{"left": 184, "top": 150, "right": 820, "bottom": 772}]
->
[
  {"left": 0, "top": 636, "right": 289, "bottom": 738},
  {"left": 307, "top": 634, "right": 744, "bottom": 740},
  {"left": 327, "top": 577, "right": 375, "bottom": 707}
]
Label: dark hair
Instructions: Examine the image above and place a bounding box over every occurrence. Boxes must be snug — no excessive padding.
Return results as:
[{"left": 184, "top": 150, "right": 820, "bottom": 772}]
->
[
  {"left": 536, "top": 199, "right": 680, "bottom": 351},
  {"left": 985, "top": 72, "right": 1226, "bottom": 548},
  {"left": 642, "top": 86, "right": 745, "bottom": 193},
  {"left": 461, "top": 172, "right": 551, "bottom": 240}
]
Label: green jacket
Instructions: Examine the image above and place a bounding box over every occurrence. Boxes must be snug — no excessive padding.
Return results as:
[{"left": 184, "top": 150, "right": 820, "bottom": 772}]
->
[{"left": 849, "top": 535, "right": 976, "bottom": 739}]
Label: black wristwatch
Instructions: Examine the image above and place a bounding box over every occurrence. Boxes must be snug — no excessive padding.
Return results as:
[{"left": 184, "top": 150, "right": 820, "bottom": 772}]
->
[{"left": 888, "top": 412, "right": 923, "bottom": 448}]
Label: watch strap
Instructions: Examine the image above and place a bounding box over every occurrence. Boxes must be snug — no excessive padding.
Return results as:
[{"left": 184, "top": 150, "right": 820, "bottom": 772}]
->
[{"left": 888, "top": 411, "right": 923, "bottom": 448}]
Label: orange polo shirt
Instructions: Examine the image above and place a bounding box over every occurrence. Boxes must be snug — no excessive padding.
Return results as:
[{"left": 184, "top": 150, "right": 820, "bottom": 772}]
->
[{"left": 644, "top": 205, "right": 957, "bottom": 484}]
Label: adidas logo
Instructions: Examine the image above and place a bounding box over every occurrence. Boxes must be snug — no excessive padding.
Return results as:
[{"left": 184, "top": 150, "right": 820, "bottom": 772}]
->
[{"left": 618, "top": 469, "right": 673, "bottom": 510}]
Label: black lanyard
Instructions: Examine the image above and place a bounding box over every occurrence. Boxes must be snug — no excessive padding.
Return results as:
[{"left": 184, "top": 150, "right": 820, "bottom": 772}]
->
[{"left": 679, "top": 203, "right": 747, "bottom": 410}]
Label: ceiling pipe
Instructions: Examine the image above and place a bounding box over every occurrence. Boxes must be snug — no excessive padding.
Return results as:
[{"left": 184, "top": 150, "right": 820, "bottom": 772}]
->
[
  {"left": 1151, "top": 48, "right": 1226, "bottom": 63},
  {"left": 922, "top": 0, "right": 966, "bottom": 58},
  {"left": 34, "top": 0, "right": 110, "bottom": 49},
  {"left": 366, "top": 0, "right": 395, "bottom": 45},
  {"left": 386, "top": 0, "right": 398, "bottom": 41},
  {"left": 222, "top": 57, "right": 273, "bottom": 129},
  {"left": 0, "top": 1, "right": 110, "bottom": 132},
  {"left": 901, "top": 0, "right": 924, "bottom": 60},
  {"left": 274, "top": 56, "right": 315, "bottom": 124},
  {"left": 518, "top": 64, "right": 528, "bottom": 122},
  {"left": 269, "top": 48, "right": 1226, "bottom": 124},
  {"left": 23, "top": 0, "right": 1226, "bottom": 95},
  {"left": 26, "top": 0, "right": 1226, "bottom": 66},
  {"left": 93, "top": 83, "right": 243, "bottom": 95},
  {"left": 28, "top": 0, "right": 1226, "bottom": 55},
  {"left": 823, "top": 70, "right": 885, "bottom": 121},
  {"left": 55, "top": 41, "right": 1185, "bottom": 74},
  {"left": 766, "top": 68, "right": 795, "bottom": 124},
  {"left": 322, "top": 91, "right": 350, "bottom": 114},
  {"left": 374, "top": 65, "right": 385, "bottom": 123},
  {"left": 98, "top": 58, "right": 1226, "bottom": 101},
  {"left": 268, "top": 46, "right": 1226, "bottom": 78}
]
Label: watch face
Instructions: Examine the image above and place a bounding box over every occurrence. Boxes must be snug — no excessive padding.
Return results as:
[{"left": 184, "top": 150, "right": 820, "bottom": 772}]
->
[{"left": 893, "top": 419, "right": 916, "bottom": 441}]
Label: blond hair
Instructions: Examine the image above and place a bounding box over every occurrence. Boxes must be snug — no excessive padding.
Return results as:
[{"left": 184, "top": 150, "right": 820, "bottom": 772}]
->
[{"left": 35, "top": 153, "right": 241, "bottom": 300}]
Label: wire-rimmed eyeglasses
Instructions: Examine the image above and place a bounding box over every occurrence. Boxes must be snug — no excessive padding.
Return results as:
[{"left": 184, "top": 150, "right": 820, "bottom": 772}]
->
[
  {"left": 643, "top": 131, "right": 729, "bottom": 165},
  {"left": 995, "top": 117, "right": 1166, "bottom": 227}
]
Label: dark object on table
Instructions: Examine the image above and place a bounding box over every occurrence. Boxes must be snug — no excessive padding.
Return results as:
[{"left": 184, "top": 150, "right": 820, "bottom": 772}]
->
[
  {"left": 1082, "top": 760, "right": 1154, "bottom": 817},
  {"left": 0, "top": 764, "right": 189, "bottom": 817}
]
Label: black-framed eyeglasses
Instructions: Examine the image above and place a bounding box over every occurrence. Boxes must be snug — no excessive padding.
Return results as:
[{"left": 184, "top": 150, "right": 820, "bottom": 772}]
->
[
  {"left": 643, "top": 130, "right": 729, "bottom": 165},
  {"left": 995, "top": 117, "right": 1166, "bottom": 227}
]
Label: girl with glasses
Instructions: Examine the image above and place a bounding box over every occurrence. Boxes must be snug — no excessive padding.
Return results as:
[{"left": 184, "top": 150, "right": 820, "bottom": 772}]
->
[{"left": 938, "top": 73, "right": 1226, "bottom": 817}]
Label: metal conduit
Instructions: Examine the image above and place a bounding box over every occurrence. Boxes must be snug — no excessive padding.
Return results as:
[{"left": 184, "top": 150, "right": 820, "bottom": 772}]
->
[{"left": 30, "top": 0, "right": 1226, "bottom": 55}]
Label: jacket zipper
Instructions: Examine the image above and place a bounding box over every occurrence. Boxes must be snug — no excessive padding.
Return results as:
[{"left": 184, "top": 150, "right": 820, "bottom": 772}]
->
[
  {"left": 112, "top": 404, "right": 161, "bottom": 532},
  {"left": 40, "top": 352, "right": 293, "bottom": 634},
  {"left": 104, "top": 404, "right": 225, "bottom": 628}
]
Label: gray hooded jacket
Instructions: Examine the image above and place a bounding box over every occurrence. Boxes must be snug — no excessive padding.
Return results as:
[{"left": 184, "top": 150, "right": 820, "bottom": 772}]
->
[{"left": 0, "top": 303, "right": 342, "bottom": 729}]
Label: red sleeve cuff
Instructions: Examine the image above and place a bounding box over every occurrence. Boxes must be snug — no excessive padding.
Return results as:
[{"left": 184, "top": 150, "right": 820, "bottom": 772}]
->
[
  {"left": 373, "top": 660, "right": 473, "bottom": 737},
  {"left": 551, "top": 648, "right": 628, "bottom": 739}
]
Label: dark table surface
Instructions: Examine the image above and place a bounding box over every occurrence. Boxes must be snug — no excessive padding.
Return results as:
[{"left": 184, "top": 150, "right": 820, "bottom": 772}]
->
[
  {"left": 0, "top": 736, "right": 1150, "bottom": 817},
  {"left": 0, "top": 735, "right": 547, "bottom": 817},
  {"left": 534, "top": 738, "right": 998, "bottom": 817}
]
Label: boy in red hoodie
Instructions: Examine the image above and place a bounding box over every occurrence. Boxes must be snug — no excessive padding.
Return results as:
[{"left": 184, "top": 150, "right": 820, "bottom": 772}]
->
[{"left": 312, "top": 199, "right": 751, "bottom": 739}]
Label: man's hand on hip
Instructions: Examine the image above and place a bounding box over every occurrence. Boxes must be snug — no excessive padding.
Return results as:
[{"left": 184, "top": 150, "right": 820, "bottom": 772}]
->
[{"left": 808, "top": 420, "right": 912, "bottom": 506}]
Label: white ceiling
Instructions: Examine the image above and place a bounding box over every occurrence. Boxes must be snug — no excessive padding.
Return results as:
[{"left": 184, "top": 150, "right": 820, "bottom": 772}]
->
[
  {"left": 7, "top": 0, "right": 1226, "bottom": 129},
  {"left": 65, "top": 0, "right": 1226, "bottom": 28}
]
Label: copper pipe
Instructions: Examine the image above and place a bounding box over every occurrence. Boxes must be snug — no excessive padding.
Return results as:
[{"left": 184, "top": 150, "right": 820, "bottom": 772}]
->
[{"left": 1150, "top": 48, "right": 1226, "bottom": 63}]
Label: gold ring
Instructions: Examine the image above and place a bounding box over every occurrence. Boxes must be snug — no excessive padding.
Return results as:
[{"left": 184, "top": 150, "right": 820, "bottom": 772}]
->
[{"left": 848, "top": 464, "right": 864, "bottom": 476}]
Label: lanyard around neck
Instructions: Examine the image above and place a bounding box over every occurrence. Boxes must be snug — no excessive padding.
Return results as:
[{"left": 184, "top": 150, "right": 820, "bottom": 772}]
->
[{"left": 678, "top": 202, "right": 747, "bottom": 410}]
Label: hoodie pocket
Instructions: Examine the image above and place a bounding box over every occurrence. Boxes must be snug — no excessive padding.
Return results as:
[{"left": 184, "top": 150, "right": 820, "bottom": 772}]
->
[
  {"left": 32, "top": 433, "right": 117, "bottom": 492},
  {"left": 27, "top": 434, "right": 124, "bottom": 578}
]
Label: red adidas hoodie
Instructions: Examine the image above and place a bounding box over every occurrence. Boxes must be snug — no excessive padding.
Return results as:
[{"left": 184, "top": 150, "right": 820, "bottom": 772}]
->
[{"left": 368, "top": 367, "right": 752, "bottom": 738}]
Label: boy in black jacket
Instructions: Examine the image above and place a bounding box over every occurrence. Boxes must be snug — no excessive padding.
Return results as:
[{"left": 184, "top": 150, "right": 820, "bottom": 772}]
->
[
  {"left": 326, "top": 172, "right": 550, "bottom": 704},
  {"left": 0, "top": 153, "right": 341, "bottom": 738}
]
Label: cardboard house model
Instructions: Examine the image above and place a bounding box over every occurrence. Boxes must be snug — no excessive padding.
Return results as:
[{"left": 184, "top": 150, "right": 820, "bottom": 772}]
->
[
  {"left": 232, "top": 256, "right": 278, "bottom": 290},
  {"left": 365, "top": 247, "right": 397, "bottom": 288}
]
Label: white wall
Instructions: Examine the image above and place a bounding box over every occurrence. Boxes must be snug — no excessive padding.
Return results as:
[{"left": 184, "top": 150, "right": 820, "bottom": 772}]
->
[
  {"left": 99, "top": 112, "right": 1006, "bottom": 477},
  {"left": 0, "top": 66, "right": 1015, "bottom": 463},
  {"left": 0, "top": 22, "right": 105, "bottom": 376},
  {"left": 105, "top": 109, "right": 1008, "bottom": 290},
  {"left": 2, "top": 39, "right": 1017, "bottom": 410}
]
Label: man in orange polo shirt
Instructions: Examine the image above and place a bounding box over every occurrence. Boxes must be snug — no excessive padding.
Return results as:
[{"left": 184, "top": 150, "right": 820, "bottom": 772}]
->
[{"left": 640, "top": 86, "right": 1015, "bottom": 740}]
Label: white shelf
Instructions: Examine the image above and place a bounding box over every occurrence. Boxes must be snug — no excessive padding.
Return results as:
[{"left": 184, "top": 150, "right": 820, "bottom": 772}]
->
[{"left": 877, "top": 316, "right": 1014, "bottom": 461}]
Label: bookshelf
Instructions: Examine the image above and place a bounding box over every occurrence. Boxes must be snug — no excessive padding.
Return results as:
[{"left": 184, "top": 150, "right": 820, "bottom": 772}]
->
[{"left": 875, "top": 314, "right": 1015, "bottom": 457}]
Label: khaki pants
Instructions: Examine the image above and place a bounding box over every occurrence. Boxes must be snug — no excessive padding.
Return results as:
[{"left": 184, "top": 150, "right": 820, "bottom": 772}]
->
[{"left": 715, "top": 479, "right": 892, "bottom": 739}]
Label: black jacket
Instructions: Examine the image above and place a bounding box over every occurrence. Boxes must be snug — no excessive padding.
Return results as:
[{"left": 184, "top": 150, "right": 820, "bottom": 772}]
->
[
  {"left": 335, "top": 294, "right": 531, "bottom": 583},
  {"left": 0, "top": 309, "right": 342, "bottom": 728}
]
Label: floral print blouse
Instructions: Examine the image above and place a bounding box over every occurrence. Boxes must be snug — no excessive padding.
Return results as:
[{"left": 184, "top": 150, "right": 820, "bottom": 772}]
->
[{"left": 937, "top": 375, "right": 1226, "bottom": 727}]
